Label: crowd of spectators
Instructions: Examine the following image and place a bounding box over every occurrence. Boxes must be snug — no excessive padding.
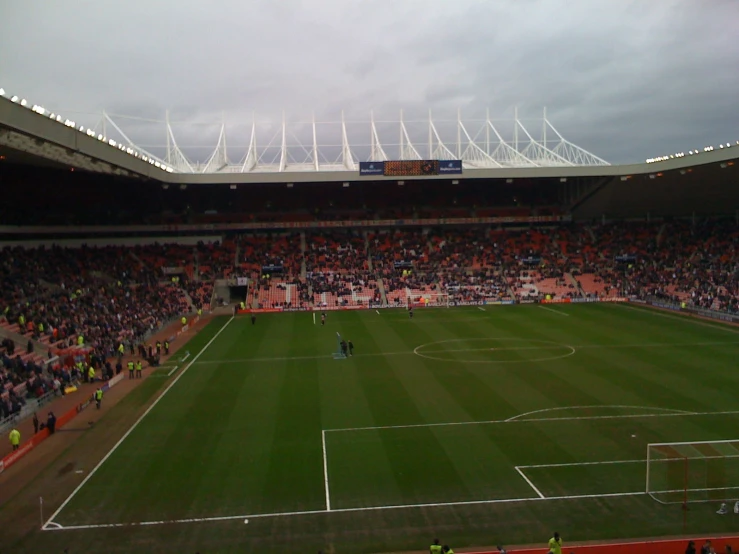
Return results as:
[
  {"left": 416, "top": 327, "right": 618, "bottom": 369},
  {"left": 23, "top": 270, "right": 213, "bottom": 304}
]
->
[
  {"left": 235, "top": 218, "right": 739, "bottom": 312},
  {"left": 0, "top": 218, "right": 737, "bottom": 401}
]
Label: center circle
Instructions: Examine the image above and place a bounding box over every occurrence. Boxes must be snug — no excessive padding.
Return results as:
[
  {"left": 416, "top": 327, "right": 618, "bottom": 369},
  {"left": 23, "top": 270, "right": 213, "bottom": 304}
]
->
[{"left": 413, "top": 338, "right": 576, "bottom": 364}]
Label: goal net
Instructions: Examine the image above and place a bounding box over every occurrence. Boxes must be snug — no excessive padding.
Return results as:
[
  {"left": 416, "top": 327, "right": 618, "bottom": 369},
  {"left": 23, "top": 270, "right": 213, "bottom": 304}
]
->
[
  {"left": 646, "top": 439, "right": 739, "bottom": 505},
  {"left": 407, "top": 292, "right": 450, "bottom": 308}
]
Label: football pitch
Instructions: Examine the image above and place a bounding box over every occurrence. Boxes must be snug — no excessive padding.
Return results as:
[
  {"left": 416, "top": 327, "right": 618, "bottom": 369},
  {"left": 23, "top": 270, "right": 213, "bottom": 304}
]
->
[{"left": 34, "top": 304, "right": 739, "bottom": 552}]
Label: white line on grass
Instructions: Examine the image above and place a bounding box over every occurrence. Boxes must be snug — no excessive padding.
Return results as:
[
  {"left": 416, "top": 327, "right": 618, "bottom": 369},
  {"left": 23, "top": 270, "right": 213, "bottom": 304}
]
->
[
  {"left": 504, "top": 404, "right": 694, "bottom": 422},
  {"left": 180, "top": 352, "right": 191, "bottom": 362},
  {"left": 538, "top": 305, "right": 569, "bottom": 316},
  {"left": 321, "top": 430, "right": 332, "bottom": 511},
  {"left": 375, "top": 310, "right": 380, "bottom": 315},
  {"left": 514, "top": 467, "right": 545, "bottom": 498},
  {"left": 43, "top": 316, "right": 235, "bottom": 531},
  {"left": 325, "top": 408, "right": 739, "bottom": 433},
  {"left": 478, "top": 307, "right": 486, "bottom": 311},
  {"left": 518, "top": 459, "right": 646, "bottom": 469},
  {"left": 617, "top": 303, "right": 739, "bottom": 334},
  {"left": 42, "top": 490, "right": 646, "bottom": 531},
  {"left": 166, "top": 365, "right": 179, "bottom": 377},
  {"left": 519, "top": 453, "right": 739, "bottom": 470},
  {"left": 191, "top": 339, "right": 739, "bottom": 365}
]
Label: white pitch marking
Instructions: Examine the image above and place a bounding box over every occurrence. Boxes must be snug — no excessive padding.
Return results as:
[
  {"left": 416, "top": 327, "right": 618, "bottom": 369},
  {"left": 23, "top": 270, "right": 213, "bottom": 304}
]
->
[
  {"left": 321, "top": 430, "right": 332, "bottom": 511},
  {"left": 192, "top": 339, "right": 739, "bottom": 366},
  {"left": 166, "top": 365, "right": 179, "bottom": 377},
  {"left": 504, "top": 404, "right": 694, "bottom": 423},
  {"left": 325, "top": 408, "right": 739, "bottom": 433},
  {"left": 478, "top": 307, "right": 486, "bottom": 311},
  {"left": 42, "top": 490, "right": 646, "bottom": 531},
  {"left": 518, "top": 459, "right": 646, "bottom": 469},
  {"left": 375, "top": 310, "right": 380, "bottom": 315},
  {"left": 514, "top": 466, "right": 545, "bottom": 498},
  {"left": 519, "top": 453, "right": 739, "bottom": 470},
  {"left": 42, "top": 316, "right": 235, "bottom": 531},
  {"left": 538, "top": 305, "right": 569, "bottom": 316},
  {"left": 180, "top": 352, "right": 191, "bottom": 362},
  {"left": 617, "top": 303, "right": 739, "bottom": 334}
]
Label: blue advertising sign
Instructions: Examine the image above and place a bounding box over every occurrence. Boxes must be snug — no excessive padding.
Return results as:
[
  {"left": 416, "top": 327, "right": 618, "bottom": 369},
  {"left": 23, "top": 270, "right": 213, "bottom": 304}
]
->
[
  {"left": 359, "top": 162, "right": 385, "bottom": 176},
  {"left": 437, "top": 160, "right": 463, "bottom": 174}
]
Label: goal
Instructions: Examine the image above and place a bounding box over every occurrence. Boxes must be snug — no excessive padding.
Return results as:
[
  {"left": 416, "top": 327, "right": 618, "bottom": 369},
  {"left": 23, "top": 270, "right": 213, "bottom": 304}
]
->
[
  {"left": 646, "top": 439, "right": 739, "bottom": 505},
  {"left": 406, "top": 292, "right": 450, "bottom": 308}
]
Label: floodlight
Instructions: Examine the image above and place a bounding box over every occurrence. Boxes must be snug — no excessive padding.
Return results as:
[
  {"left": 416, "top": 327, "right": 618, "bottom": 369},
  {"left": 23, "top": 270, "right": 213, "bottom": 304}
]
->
[
  {"left": 506, "top": 178, "right": 513, "bottom": 183},
  {"left": 55, "top": 115, "right": 61, "bottom": 121},
  {"left": 20, "top": 99, "right": 27, "bottom": 106},
  {"left": 230, "top": 184, "right": 237, "bottom": 190},
  {"left": 0, "top": 88, "right": 5, "bottom": 96},
  {"left": 10, "top": 96, "right": 19, "bottom": 102},
  {"left": 342, "top": 182, "right": 350, "bottom": 187},
  {"left": 559, "top": 177, "right": 567, "bottom": 182}
]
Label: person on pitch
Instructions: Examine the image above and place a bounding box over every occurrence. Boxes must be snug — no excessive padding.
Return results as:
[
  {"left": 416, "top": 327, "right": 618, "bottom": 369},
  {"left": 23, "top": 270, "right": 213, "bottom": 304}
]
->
[
  {"left": 548, "top": 531, "right": 562, "bottom": 554},
  {"left": 9, "top": 427, "right": 20, "bottom": 451},
  {"left": 347, "top": 339, "right": 354, "bottom": 356},
  {"left": 340, "top": 339, "right": 348, "bottom": 357},
  {"left": 321, "top": 312, "right": 326, "bottom": 326},
  {"left": 408, "top": 304, "right": 413, "bottom": 319}
]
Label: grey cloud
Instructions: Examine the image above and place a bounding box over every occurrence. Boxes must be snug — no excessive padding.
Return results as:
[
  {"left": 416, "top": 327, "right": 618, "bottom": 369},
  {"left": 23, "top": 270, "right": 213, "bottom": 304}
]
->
[{"left": 1, "top": 0, "right": 737, "bottom": 165}]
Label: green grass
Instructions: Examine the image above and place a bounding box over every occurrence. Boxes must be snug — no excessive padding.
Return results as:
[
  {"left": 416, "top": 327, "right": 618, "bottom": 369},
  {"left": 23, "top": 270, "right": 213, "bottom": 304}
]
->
[{"left": 24, "top": 304, "right": 739, "bottom": 552}]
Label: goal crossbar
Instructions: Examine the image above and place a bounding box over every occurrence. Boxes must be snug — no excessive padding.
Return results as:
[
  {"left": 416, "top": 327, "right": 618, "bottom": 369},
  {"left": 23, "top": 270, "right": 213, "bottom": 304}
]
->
[{"left": 646, "top": 439, "right": 739, "bottom": 505}]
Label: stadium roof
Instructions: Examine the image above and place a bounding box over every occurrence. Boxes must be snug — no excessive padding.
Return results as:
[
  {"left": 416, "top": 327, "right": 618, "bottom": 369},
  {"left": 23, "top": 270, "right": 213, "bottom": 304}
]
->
[{"left": 1, "top": 91, "right": 738, "bottom": 185}]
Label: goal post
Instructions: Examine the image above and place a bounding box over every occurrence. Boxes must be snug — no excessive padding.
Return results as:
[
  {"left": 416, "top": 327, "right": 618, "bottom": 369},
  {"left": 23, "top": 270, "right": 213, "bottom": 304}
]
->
[
  {"left": 646, "top": 439, "right": 739, "bottom": 505},
  {"left": 406, "top": 292, "right": 450, "bottom": 308}
]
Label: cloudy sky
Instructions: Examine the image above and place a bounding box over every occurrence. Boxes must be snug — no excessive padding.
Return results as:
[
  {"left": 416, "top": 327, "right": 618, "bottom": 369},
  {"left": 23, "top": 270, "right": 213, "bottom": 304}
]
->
[{"left": 1, "top": 0, "right": 738, "bottom": 165}]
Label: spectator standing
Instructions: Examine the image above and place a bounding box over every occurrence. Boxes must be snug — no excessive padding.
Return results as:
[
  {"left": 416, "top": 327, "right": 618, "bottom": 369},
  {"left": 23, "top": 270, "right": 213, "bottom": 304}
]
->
[
  {"left": 9, "top": 427, "right": 20, "bottom": 451},
  {"left": 47, "top": 411, "right": 56, "bottom": 434},
  {"left": 33, "top": 412, "right": 39, "bottom": 434},
  {"left": 686, "top": 543, "right": 696, "bottom": 554}
]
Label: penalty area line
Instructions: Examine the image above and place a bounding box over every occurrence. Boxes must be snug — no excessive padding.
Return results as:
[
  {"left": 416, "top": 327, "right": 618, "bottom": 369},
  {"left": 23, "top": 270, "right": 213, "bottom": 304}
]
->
[
  {"left": 538, "top": 305, "right": 569, "bottom": 316},
  {"left": 42, "top": 490, "right": 646, "bottom": 531},
  {"left": 514, "top": 466, "right": 545, "bottom": 498},
  {"left": 42, "top": 316, "right": 235, "bottom": 531}
]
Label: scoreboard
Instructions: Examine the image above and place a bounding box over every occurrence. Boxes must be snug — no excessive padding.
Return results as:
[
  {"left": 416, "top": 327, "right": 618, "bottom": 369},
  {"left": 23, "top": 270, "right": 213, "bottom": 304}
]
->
[
  {"left": 359, "top": 160, "right": 462, "bottom": 176},
  {"left": 383, "top": 160, "right": 438, "bottom": 176}
]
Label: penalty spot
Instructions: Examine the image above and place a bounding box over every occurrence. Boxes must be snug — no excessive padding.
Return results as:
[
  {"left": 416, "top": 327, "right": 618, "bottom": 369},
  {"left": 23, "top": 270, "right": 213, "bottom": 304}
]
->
[{"left": 244, "top": 518, "right": 249, "bottom": 524}]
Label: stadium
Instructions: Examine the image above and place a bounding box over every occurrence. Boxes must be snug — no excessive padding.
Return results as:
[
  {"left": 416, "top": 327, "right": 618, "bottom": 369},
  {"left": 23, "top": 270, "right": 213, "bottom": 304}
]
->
[{"left": 1, "top": 81, "right": 739, "bottom": 554}]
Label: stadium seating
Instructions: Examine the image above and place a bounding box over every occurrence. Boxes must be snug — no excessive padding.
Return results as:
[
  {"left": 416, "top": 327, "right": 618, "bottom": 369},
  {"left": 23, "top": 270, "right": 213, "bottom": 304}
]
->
[{"left": 0, "top": 218, "right": 737, "bottom": 401}]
